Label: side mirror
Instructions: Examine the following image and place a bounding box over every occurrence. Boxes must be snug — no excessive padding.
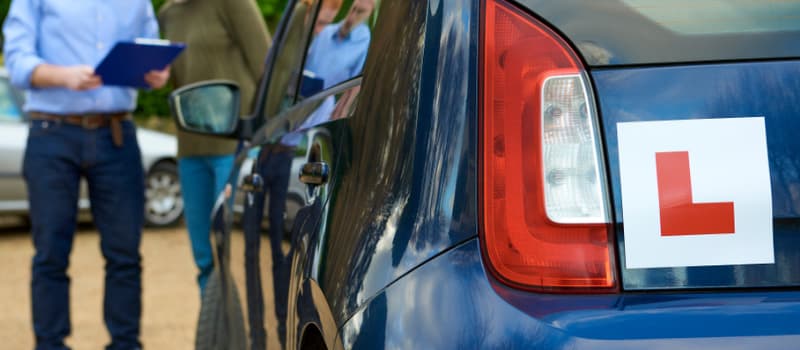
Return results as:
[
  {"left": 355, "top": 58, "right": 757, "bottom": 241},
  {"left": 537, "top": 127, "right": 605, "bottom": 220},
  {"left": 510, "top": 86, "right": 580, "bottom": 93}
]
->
[{"left": 169, "top": 80, "right": 241, "bottom": 137}]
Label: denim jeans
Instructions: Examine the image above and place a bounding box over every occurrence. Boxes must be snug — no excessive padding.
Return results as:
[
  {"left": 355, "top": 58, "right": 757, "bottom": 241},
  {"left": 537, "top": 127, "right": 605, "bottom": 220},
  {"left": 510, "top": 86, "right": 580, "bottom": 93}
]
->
[
  {"left": 258, "top": 149, "right": 294, "bottom": 347},
  {"left": 177, "top": 154, "right": 234, "bottom": 291},
  {"left": 24, "top": 120, "right": 144, "bottom": 350}
]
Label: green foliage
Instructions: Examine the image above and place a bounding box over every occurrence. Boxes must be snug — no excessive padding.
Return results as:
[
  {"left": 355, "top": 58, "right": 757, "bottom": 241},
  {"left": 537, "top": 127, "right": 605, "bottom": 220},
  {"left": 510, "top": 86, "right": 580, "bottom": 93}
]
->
[
  {"left": 258, "top": 0, "right": 290, "bottom": 29},
  {"left": 0, "top": 1, "right": 8, "bottom": 27},
  {"left": 135, "top": 87, "right": 172, "bottom": 119},
  {"left": 0, "top": 0, "right": 10, "bottom": 34}
]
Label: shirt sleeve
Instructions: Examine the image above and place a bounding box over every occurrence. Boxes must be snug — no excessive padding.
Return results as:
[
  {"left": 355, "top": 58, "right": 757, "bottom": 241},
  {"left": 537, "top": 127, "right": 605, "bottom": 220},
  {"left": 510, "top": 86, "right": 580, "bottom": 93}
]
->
[
  {"left": 221, "top": 0, "right": 271, "bottom": 79},
  {"left": 140, "top": 1, "right": 160, "bottom": 39},
  {"left": 3, "top": 0, "right": 45, "bottom": 89}
]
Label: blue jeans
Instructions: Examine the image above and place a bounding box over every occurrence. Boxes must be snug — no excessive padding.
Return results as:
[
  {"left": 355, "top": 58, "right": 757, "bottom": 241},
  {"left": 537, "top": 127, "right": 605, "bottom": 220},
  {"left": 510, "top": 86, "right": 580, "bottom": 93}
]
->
[
  {"left": 178, "top": 155, "right": 234, "bottom": 291},
  {"left": 24, "top": 120, "right": 144, "bottom": 350}
]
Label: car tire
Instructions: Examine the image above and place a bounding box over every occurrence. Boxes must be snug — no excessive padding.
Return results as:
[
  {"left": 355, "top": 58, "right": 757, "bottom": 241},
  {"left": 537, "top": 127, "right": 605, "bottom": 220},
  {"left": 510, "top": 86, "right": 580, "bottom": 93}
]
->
[
  {"left": 195, "top": 269, "right": 247, "bottom": 350},
  {"left": 144, "top": 161, "right": 183, "bottom": 227}
]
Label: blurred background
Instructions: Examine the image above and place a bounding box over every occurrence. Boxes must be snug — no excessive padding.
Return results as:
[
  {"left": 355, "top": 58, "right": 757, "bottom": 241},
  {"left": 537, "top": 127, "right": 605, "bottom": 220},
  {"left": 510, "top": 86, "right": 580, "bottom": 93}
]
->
[
  {"left": 0, "top": 1, "right": 330, "bottom": 348},
  {"left": 0, "top": 0, "right": 354, "bottom": 134}
]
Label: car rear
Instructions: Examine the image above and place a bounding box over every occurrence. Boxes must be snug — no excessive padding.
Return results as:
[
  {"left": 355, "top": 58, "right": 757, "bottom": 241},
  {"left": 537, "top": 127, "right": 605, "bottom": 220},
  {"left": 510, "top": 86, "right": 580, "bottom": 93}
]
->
[
  {"left": 479, "top": 0, "right": 800, "bottom": 345},
  {"left": 335, "top": 0, "right": 800, "bottom": 347}
]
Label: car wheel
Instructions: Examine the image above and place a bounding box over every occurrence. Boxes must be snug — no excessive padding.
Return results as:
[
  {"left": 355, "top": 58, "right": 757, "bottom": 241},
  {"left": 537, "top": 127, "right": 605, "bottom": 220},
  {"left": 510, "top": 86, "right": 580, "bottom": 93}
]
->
[
  {"left": 195, "top": 268, "right": 247, "bottom": 350},
  {"left": 144, "top": 161, "right": 183, "bottom": 227}
]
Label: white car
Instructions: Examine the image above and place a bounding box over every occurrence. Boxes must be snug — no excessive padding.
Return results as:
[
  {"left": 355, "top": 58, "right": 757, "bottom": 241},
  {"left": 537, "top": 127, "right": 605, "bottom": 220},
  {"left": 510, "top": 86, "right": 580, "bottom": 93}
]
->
[{"left": 0, "top": 70, "right": 183, "bottom": 227}]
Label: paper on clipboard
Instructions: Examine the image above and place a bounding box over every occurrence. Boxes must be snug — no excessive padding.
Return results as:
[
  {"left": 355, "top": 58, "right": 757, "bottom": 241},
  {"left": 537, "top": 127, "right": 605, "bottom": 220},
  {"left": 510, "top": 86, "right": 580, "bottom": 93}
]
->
[{"left": 95, "top": 38, "right": 185, "bottom": 88}]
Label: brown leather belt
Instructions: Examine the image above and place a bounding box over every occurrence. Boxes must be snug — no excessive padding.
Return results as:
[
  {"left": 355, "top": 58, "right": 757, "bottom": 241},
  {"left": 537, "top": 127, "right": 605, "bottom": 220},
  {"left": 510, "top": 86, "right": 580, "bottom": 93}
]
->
[{"left": 29, "top": 111, "right": 132, "bottom": 147}]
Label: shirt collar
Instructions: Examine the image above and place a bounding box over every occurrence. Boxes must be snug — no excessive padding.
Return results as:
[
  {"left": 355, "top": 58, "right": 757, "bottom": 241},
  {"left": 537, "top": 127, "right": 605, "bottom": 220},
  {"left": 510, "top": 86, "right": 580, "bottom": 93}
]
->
[{"left": 331, "top": 23, "right": 347, "bottom": 41}]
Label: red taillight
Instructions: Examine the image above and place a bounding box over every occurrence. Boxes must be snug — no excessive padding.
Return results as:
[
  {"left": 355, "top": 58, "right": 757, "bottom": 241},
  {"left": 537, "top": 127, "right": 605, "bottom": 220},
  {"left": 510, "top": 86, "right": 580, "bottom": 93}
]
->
[{"left": 480, "top": 0, "right": 617, "bottom": 292}]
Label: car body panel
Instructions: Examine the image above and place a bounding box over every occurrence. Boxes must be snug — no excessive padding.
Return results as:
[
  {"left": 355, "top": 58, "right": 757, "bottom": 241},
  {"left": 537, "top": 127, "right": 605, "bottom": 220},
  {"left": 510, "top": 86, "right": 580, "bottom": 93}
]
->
[
  {"left": 0, "top": 119, "right": 29, "bottom": 208},
  {"left": 340, "top": 238, "right": 800, "bottom": 349},
  {"left": 230, "top": 78, "right": 359, "bottom": 350},
  {"left": 279, "top": 85, "right": 356, "bottom": 350},
  {"left": 136, "top": 127, "right": 178, "bottom": 171},
  {"left": 233, "top": 129, "right": 315, "bottom": 234},
  {"left": 593, "top": 60, "right": 800, "bottom": 290},
  {"left": 201, "top": 0, "right": 800, "bottom": 348},
  {"left": 292, "top": 0, "right": 480, "bottom": 332}
]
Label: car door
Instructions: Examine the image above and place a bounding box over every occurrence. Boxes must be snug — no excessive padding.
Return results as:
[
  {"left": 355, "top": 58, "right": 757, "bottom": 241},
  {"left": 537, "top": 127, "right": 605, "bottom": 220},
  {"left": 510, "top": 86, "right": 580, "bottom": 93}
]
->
[
  {"left": 221, "top": 0, "right": 341, "bottom": 348},
  {"left": 275, "top": 0, "right": 450, "bottom": 349},
  {"left": 234, "top": 0, "right": 382, "bottom": 348}
]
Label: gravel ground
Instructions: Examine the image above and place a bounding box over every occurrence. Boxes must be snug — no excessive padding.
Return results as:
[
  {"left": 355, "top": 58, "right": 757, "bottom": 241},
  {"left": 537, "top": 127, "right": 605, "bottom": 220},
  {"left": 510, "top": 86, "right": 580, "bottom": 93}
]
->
[{"left": 0, "top": 224, "right": 279, "bottom": 350}]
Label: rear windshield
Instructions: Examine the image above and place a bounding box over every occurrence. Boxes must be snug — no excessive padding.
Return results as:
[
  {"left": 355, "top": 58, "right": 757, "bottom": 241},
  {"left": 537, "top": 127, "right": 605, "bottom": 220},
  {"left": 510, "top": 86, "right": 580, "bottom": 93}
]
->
[
  {"left": 514, "top": 0, "right": 800, "bottom": 66},
  {"left": 622, "top": 0, "right": 800, "bottom": 35}
]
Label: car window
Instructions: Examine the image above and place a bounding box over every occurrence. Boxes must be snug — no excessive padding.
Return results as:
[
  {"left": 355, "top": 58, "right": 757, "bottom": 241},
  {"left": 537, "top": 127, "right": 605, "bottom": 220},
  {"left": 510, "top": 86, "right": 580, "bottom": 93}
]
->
[
  {"left": 260, "top": 0, "right": 321, "bottom": 123},
  {"left": 0, "top": 77, "right": 23, "bottom": 122},
  {"left": 516, "top": 0, "right": 800, "bottom": 66},
  {"left": 621, "top": 0, "right": 800, "bottom": 35},
  {"left": 296, "top": 0, "right": 380, "bottom": 102}
]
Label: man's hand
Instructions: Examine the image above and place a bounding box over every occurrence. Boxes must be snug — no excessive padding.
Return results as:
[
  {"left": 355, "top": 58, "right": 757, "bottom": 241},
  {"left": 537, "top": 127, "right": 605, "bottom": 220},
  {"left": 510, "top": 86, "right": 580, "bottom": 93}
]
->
[
  {"left": 144, "top": 67, "right": 170, "bottom": 89},
  {"left": 61, "top": 66, "right": 102, "bottom": 90},
  {"left": 31, "top": 64, "right": 102, "bottom": 90}
]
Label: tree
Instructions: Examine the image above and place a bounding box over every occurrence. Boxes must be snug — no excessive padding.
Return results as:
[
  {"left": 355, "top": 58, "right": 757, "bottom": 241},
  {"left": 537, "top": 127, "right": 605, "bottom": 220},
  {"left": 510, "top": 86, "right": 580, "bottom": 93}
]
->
[{"left": 258, "top": 0, "right": 290, "bottom": 29}]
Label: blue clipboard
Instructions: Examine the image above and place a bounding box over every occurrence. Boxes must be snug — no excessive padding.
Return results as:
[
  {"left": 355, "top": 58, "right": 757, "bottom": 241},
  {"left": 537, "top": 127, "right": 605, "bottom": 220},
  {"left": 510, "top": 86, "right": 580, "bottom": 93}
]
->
[
  {"left": 95, "top": 39, "right": 185, "bottom": 88},
  {"left": 300, "top": 70, "right": 324, "bottom": 98}
]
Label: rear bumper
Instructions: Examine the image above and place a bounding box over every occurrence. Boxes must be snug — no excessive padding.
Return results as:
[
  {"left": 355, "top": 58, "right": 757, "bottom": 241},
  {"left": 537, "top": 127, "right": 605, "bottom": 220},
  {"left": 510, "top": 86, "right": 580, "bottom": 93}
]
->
[{"left": 339, "top": 238, "right": 800, "bottom": 349}]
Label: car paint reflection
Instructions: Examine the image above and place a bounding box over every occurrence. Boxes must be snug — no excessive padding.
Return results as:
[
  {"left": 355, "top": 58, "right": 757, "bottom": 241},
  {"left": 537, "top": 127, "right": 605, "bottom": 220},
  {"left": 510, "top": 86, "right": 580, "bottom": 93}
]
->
[
  {"left": 309, "top": 0, "right": 479, "bottom": 328},
  {"left": 339, "top": 239, "right": 800, "bottom": 349}
]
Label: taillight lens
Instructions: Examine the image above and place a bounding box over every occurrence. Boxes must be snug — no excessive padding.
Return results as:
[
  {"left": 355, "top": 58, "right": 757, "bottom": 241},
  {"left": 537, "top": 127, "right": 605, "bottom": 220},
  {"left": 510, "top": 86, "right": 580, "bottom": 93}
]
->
[{"left": 480, "top": 0, "right": 616, "bottom": 291}]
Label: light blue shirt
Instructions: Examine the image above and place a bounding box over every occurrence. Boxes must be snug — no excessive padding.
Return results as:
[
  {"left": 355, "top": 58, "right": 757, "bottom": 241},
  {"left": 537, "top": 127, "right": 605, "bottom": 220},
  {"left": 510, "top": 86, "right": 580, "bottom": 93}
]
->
[
  {"left": 2, "top": 0, "right": 159, "bottom": 114},
  {"left": 280, "top": 96, "right": 335, "bottom": 146},
  {"left": 280, "top": 22, "right": 371, "bottom": 146},
  {"left": 304, "top": 22, "right": 371, "bottom": 90}
]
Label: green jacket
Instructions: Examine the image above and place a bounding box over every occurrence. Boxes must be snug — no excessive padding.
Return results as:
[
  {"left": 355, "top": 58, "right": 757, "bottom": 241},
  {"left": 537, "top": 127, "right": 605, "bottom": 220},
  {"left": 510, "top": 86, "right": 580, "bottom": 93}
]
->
[{"left": 159, "top": 0, "right": 271, "bottom": 157}]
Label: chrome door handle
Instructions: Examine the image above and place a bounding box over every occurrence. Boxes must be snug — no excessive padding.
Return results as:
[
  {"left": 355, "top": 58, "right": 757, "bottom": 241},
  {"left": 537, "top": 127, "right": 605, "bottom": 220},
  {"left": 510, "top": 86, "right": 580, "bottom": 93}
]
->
[{"left": 299, "top": 162, "right": 329, "bottom": 186}]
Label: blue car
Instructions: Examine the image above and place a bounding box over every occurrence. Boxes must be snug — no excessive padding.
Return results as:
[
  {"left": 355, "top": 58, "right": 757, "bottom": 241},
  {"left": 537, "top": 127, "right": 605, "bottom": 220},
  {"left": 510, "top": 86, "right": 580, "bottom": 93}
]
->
[{"left": 170, "top": 0, "right": 800, "bottom": 349}]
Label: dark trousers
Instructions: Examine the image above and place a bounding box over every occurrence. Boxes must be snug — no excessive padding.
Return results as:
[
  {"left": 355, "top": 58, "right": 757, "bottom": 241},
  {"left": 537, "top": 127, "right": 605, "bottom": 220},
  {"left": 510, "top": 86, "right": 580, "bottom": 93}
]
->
[
  {"left": 251, "top": 148, "right": 293, "bottom": 348},
  {"left": 24, "top": 120, "right": 144, "bottom": 350},
  {"left": 263, "top": 149, "right": 293, "bottom": 246}
]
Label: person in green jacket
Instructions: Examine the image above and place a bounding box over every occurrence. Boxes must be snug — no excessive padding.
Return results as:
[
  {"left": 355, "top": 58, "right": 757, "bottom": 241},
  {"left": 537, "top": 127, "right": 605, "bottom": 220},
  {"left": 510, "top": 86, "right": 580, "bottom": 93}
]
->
[{"left": 158, "top": 0, "right": 270, "bottom": 293}]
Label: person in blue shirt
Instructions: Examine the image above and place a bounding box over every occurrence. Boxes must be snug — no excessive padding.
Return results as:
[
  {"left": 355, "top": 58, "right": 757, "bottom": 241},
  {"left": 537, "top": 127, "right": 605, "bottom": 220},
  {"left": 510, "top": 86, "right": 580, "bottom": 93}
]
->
[
  {"left": 303, "top": 0, "right": 375, "bottom": 91},
  {"left": 3, "top": 1, "right": 169, "bottom": 349}
]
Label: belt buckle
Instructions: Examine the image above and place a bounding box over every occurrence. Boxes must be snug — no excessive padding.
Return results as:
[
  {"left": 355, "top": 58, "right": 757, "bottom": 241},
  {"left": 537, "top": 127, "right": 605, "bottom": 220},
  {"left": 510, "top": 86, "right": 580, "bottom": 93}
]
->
[{"left": 81, "top": 115, "right": 98, "bottom": 129}]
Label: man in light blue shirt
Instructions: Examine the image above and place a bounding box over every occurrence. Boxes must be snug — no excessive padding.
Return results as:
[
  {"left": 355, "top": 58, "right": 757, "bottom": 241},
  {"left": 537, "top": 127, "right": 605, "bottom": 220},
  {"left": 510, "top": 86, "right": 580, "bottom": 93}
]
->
[
  {"left": 303, "top": 0, "right": 374, "bottom": 92},
  {"left": 3, "top": 1, "right": 169, "bottom": 349},
  {"left": 288, "top": 0, "right": 375, "bottom": 146}
]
